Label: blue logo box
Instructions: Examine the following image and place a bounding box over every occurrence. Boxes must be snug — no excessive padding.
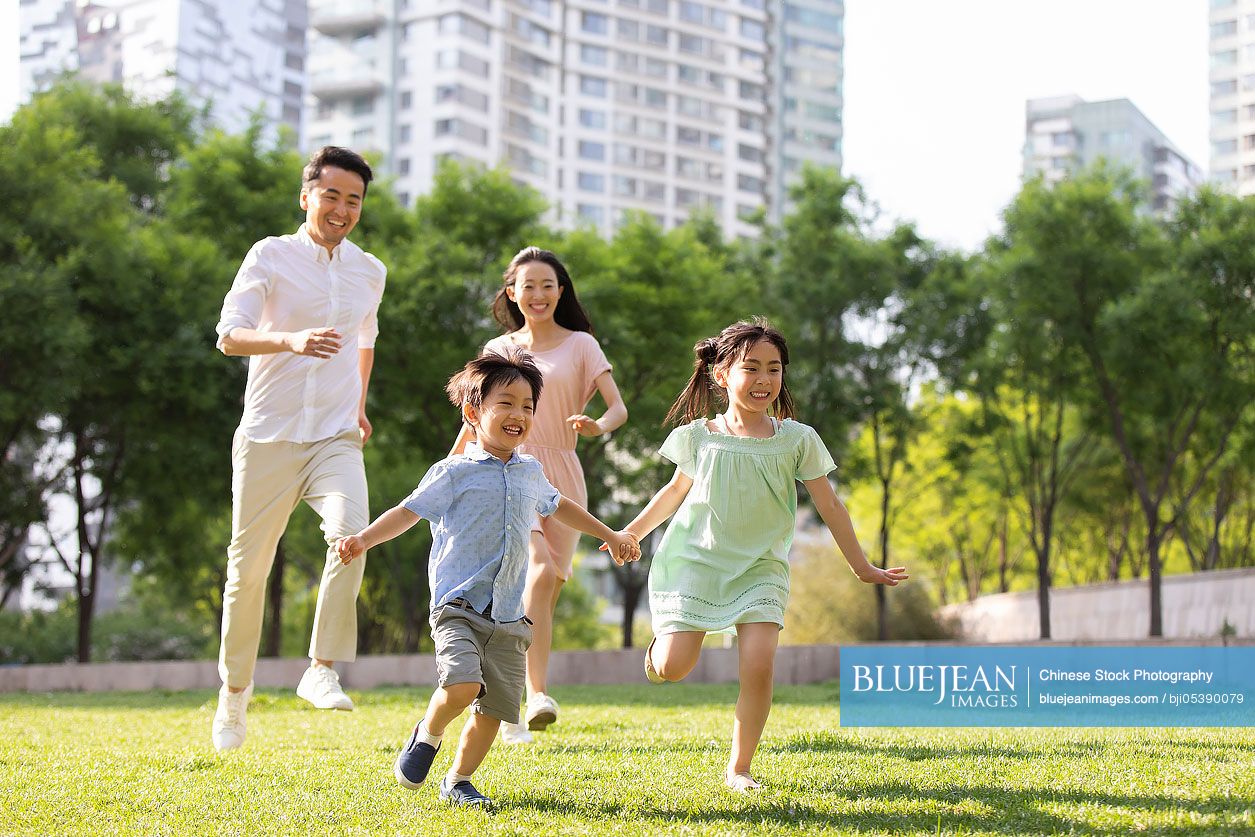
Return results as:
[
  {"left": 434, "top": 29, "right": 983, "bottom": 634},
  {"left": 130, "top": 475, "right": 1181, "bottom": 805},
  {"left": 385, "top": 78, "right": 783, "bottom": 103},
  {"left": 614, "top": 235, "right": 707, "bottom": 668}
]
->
[{"left": 839, "top": 646, "right": 1255, "bottom": 727}]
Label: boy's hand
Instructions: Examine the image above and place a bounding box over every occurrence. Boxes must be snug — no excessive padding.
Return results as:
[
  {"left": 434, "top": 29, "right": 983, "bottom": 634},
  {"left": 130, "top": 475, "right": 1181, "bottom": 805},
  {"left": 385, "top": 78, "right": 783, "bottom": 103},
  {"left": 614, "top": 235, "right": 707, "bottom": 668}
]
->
[
  {"left": 334, "top": 534, "right": 367, "bottom": 565},
  {"left": 599, "top": 531, "right": 641, "bottom": 566},
  {"left": 857, "top": 565, "right": 909, "bottom": 586}
]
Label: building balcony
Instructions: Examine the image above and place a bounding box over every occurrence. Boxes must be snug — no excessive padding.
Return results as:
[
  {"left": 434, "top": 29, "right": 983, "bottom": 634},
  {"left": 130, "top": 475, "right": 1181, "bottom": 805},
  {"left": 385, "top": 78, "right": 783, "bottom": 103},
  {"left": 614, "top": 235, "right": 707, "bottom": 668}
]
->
[
  {"left": 309, "top": 67, "right": 383, "bottom": 99},
  {"left": 310, "top": 1, "right": 386, "bottom": 36}
]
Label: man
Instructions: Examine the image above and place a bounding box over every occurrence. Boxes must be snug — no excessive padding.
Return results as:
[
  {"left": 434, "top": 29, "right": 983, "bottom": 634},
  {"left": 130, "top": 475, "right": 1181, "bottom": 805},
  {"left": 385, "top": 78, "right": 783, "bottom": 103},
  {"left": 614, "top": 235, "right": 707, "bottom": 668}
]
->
[{"left": 211, "top": 146, "right": 386, "bottom": 751}]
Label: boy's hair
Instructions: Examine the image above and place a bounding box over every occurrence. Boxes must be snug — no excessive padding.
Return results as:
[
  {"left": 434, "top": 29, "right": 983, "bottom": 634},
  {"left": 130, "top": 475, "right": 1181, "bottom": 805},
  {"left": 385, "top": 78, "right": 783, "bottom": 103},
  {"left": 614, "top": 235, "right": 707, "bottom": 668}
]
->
[
  {"left": 492, "top": 246, "right": 595, "bottom": 334},
  {"left": 302, "top": 146, "right": 373, "bottom": 195},
  {"left": 664, "top": 317, "right": 796, "bottom": 425},
  {"left": 446, "top": 347, "right": 544, "bottom": 426}
]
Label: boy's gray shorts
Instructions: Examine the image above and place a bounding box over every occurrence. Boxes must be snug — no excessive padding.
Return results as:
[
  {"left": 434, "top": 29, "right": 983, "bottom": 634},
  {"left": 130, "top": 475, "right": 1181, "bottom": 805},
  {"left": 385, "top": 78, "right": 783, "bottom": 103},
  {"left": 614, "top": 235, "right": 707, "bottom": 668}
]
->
[{"left": 430, "top": 600, "right": 532, "bottom": 724}]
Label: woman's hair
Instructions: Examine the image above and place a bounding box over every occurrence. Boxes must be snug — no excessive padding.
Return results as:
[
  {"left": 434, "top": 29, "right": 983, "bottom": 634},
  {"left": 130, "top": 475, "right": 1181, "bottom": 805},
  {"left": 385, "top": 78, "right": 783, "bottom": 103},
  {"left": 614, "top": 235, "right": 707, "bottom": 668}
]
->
[
  {"left": 664, "top": 317, "right": 796, "bottom": 426},
  {"left": 446, "top": 346, "right": 544, "bottom": 428},
  {"left": 492, "top": 246, "right": 594, "bottom": 334}
]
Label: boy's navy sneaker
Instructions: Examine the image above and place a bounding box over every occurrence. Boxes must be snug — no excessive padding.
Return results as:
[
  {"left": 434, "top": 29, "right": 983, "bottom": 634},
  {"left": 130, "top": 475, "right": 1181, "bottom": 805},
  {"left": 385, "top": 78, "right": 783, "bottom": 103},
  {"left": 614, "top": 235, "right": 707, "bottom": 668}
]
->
[
  {"left": 439, "top": 776, "right": 492, "bottom": 807},
  {"left": 394, "top": 728, "right": 440, "bottom": 789}
]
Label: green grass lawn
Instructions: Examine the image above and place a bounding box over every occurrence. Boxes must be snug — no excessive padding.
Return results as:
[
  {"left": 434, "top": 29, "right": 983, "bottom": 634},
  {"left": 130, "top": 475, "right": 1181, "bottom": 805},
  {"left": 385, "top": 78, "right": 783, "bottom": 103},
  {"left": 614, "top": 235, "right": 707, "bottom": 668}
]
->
[{"left": 3, "top": 681, "right": 1252, "bottom": 835}]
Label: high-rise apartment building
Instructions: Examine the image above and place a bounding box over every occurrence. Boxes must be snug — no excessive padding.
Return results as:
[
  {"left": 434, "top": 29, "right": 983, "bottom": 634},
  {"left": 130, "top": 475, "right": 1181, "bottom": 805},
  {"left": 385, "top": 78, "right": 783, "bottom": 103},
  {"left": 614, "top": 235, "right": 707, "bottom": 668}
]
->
[
  {"left": 1023, "top": 95, "right": 1202, "bottom": 212},
  {"left": 1209, "top": 0, "right": 1255, "bottom": 194},
  {"left": 19, "top": 0, "right": 308, "bottom": 142},
  {"left": 304, "top": 0, "right": 843, "bottom": 237}
]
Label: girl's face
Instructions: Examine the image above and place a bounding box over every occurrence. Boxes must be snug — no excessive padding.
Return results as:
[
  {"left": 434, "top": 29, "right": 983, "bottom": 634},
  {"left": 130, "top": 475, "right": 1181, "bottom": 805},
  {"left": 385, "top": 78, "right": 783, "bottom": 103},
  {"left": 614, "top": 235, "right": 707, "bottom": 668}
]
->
[
  {"left": 506, "top": 261, "right": 563, "bottom": 325},
  {"left": 715, "top": 339, "right": 784, "bottom": 415}
]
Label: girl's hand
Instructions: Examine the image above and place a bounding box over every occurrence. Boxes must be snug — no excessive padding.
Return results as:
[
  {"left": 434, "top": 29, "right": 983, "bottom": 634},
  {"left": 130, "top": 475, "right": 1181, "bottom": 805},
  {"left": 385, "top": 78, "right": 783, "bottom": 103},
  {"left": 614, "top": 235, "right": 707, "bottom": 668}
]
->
[
  {"left": 599, "top": 531, "right": 641, "bottom": 565},
  {"left": 334, "top": 534, "right": 367, "bottom": 565},
  {"left": 567, "top": 414, "right": 604, "bottom": 437},
  {"left": 857, "top": 565, "right": 909, "bottom": 586}
]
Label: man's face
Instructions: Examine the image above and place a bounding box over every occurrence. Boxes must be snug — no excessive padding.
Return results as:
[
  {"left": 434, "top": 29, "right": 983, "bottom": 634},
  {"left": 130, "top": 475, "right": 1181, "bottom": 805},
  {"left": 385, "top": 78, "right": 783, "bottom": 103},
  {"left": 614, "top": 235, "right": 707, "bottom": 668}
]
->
[{"left": 300, "top": 165, "right": 365, "bottom": 251}]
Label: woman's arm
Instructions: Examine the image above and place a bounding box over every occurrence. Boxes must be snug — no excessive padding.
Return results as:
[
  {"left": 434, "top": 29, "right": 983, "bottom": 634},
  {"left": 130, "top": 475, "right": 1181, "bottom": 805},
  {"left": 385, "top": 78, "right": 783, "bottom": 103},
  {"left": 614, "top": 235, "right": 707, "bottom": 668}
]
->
[
  {"left": 448, "top": 424, "right": 475, "bottom": 457},
  {"left": 568, "top": 371, "right": 627, "bottom": 437},
  {"left": 802, "top": 476, "right": 908, "bottom": 585}
]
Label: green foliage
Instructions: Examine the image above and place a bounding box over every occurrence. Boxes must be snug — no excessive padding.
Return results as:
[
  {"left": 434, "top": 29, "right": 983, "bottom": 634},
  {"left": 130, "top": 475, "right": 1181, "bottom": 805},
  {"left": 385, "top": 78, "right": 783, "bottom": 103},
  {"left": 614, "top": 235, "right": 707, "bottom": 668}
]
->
[{"left": 551, "top": 566, "right": 618, "bottom": 650}]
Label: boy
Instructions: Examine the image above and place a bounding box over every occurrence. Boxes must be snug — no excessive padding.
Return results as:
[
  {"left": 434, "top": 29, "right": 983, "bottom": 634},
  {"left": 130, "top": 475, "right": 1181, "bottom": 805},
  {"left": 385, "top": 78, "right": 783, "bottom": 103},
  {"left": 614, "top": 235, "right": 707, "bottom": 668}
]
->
[{"left": 334, "top": 348, "right": 639, "bottom": 807}]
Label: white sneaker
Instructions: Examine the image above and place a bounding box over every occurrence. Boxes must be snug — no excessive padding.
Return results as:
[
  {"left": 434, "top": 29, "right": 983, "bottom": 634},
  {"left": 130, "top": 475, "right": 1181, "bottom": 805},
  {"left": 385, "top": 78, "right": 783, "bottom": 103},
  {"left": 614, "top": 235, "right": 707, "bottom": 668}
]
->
[
  {"left": 212, "top": 682, "right": 253, "bottom": 751},
  {"left": 296, "top": 664, "right": 355, "bottom": 711},
  {"left": 499, "top": 721, "right": 533, "bottom": 745},
  {"left": 526, "top": 693, "right": 559, "bottom": 731}
]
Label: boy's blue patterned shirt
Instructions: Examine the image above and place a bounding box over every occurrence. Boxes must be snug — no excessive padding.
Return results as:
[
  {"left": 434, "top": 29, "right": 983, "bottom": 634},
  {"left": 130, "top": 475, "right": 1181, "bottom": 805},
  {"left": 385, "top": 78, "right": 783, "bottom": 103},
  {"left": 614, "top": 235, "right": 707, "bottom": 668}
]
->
[{"left": 403, "top": 447, "right": 560, "bottom": 621}]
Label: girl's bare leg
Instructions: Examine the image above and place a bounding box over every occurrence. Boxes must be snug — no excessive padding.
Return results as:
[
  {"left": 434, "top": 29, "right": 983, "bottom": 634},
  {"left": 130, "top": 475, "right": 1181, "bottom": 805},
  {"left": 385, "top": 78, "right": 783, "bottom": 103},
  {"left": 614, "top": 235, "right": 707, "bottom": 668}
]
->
[
  {"left": 728, "top": 622, "right": 779, "bottom": 777},
  {"left": 650, "top": 630, "right": 706, "bottom": 681}
]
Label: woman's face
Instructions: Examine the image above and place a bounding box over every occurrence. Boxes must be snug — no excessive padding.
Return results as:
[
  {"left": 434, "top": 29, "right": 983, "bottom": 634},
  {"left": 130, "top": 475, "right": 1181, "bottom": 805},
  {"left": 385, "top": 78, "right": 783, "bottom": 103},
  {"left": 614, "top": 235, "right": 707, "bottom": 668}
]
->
[{"left": 506, "top": 261, "right": 563, "bottom": 325}]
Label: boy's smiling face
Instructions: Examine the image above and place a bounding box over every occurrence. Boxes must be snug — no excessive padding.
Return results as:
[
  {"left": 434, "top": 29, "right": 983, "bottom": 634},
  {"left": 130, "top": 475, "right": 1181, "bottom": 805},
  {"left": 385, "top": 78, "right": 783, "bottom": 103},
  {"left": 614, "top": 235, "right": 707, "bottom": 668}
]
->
[{"left": 464, "top": 377, "right": 536, "bottom": 461}]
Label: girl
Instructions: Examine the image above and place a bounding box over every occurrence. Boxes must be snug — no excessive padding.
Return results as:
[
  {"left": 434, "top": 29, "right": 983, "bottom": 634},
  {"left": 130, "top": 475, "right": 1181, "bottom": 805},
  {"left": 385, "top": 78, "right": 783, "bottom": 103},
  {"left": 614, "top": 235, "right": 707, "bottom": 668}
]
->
[
  {"left": 621, "top": 318, "right": 907, "bottom": 792},
  {"left": 451, "top": 247, "right": 627, "bottom": 744}
]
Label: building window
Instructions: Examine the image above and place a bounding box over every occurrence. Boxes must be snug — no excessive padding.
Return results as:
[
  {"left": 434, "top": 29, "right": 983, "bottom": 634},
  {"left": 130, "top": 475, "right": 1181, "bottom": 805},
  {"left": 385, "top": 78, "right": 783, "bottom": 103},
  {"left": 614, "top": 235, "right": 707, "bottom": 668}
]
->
[
  {"left": 739, "top": 17, "right": 765, "bottom": 40},
  {"left": 398, "top": 158, "right": 411, "bottom": 175},
  {"left": 1212, "top": 79, "right": 1238, "bottom": 97},
  {"left": 351, "top": 96, "right": 374, "bottom": 115},
  {"left": 1212, "top": 19, "right": 1238, "bottom": 38},
  {"left": 578, "top": 172, "right": 605, "bottom": 192},
  {"left": 580, "top": 75, "right": 608, "bottom": 96},
  {"left": 579, "top": 140, "right": 606, "bottom": 160},
  {"left": 582, "top": 12, "right": 609, "bottom": 34},
  {"left": 581, "top": 44, "right": 608, "bottom": 65},
  {"left": 577, "top": 203, "right": 605, "bottom": 224},
  {"left": 400, "top": 91, "right": 413, "bottom": 109},
  {"left": 737, "top": 173, "right": 765, "bottom": 194},
  {"left": 579, "top": 108, "right": 607, "bottom": 129},
  {"left": 1212, "top": 49, "right": 1238, "bottom": 68}
]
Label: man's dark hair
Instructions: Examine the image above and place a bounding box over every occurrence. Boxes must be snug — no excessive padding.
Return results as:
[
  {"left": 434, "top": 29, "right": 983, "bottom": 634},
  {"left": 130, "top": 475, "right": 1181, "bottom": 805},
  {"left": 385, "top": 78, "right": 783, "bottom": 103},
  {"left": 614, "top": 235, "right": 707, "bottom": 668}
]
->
[
  {"left": 302, "top": 146, "right": 373, "bottom": 195},
  {"left": 446, "top": 347, "right": 544, "bottom": 427}
]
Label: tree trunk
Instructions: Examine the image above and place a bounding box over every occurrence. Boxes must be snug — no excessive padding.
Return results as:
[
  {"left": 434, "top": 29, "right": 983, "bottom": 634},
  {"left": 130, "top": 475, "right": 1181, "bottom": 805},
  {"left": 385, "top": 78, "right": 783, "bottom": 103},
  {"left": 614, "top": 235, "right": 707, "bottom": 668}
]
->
[
  {"left": 77, "top": 580, "right": 95, "bottom": 663},
  {"left": 264, "top": 536, "right": 285, "bottom": 657},
  {"left": 1147, "top": 528, "right": 1163, "bottom": 637},
  {"left": 877, "top": 477, "right": 891, "bottom": 641},
  {"left": 622, "top": 579, "right": 643, "bottom": 649},
  {"left": 1036, "top": 518, "right": 1052, "bottom": 639},
  {"left": 998, "top": 514, "right": 1010, "bottom": 593}
]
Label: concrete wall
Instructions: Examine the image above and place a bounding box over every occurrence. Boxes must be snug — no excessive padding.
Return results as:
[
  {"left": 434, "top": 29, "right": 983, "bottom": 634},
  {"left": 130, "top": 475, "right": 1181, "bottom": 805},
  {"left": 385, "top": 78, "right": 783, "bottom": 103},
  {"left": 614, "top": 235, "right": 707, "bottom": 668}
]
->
[
  {"left": 940, "top": 568, "right": 1255, "bottom": 642},
  {"left": 0, "top": 644, "right": 842, "bottom": 694}
]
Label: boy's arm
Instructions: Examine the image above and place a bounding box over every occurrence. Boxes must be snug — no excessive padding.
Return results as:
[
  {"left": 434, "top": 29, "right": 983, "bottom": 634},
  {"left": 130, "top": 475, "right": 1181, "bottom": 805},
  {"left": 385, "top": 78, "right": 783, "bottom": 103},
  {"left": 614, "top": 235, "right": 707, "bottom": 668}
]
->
[
  {"left": 623, "top": 467, "right": 693, "bottom": 541},
  {"left": 335, "top": 504, "right": 422, "bottom": 563},
  {"left": 802, "top": 476, "right": 908, "bottom": 585},
  {"left": 550, "top": 498, "right": 640, "bottom": 565}
]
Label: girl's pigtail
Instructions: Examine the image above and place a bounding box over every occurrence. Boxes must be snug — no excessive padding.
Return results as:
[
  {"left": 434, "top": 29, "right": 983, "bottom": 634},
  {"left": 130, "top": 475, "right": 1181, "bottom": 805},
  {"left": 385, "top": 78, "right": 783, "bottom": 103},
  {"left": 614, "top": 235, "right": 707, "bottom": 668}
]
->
[{"left": 664, "top": 338, "right": 718, "bottom": 426}]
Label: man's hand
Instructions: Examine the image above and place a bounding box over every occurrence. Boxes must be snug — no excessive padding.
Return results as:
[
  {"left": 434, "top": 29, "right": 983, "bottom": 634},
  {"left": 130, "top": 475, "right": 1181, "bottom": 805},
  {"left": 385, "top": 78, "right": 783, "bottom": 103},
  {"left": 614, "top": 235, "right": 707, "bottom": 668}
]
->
[
  {"left": 358, "top": 411, "right": 372, "bottom": 444},
  {"left": 287, "top": 327, "right": 342, "bottom": 358}
]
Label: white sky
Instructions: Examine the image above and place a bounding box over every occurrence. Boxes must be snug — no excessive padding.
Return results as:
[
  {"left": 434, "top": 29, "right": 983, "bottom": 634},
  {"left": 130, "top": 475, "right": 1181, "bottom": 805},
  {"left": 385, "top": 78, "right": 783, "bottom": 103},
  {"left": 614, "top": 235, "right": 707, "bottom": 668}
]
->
[{"left": 0, "top": 1, "right": 1209, "bottom": 252}]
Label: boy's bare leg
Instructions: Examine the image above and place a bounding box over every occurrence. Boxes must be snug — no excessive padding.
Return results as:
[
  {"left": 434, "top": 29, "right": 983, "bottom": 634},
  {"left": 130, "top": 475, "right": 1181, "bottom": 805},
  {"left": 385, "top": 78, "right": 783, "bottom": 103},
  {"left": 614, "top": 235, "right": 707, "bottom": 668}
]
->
[
  {"left": 651, "top": 630, "right": 706, "bottom": 681},
  {"left": 449, "top": 713, "right": 502, "bottom": 776},
  {"left": 728, "top": 622, "right": 779, "bottom": 776},
  {"left": 422, "top": 682, "right": 481, "bottom": 735}
]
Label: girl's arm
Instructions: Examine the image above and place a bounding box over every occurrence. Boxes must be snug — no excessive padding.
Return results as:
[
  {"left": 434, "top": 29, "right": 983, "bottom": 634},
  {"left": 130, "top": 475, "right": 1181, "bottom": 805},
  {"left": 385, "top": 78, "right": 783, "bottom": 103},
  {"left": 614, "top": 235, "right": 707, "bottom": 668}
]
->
[
  {"left": 334, "top": 504, "right": 422, "bottom": 564},
  {"left": 802, "top": 476, "right": 908, "bottom": 585},
  {"left": 568, "top": 371, "right": 628, "bottom": 437},
  {"left": 448, "top": 424, "right": 475, "bottom": 457},
  {"left": 623, "top": 467, "right": 694, "bottom": 541}
]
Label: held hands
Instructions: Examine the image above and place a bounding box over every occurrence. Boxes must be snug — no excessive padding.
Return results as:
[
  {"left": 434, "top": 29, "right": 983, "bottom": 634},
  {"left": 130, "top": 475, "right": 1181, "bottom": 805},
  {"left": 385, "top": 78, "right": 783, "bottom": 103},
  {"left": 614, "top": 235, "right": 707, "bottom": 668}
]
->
[
  {"left": 598, "top": 530, "right": 641, "bottom": 566},
  {"left": 567, "top": 414, "right": 603, "bottom": 437},
  {"left": 287, "top": 327, "right": 342, "bottom": 358},
  {"left": 334, "top": 534, "right": 367, "bottom": 565},
  {"left": 856, "top": 565, "right": 910, "bottom": 586}
]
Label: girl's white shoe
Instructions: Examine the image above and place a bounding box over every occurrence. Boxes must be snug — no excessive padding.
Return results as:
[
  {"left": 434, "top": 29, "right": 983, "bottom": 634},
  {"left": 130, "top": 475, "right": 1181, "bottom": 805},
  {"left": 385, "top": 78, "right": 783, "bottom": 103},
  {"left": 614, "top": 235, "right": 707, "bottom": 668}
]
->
[
  {"left": 724, "top": 770, "right": 762, "bottom": 793},
  {"left": 643, "top": 637, "right": 665, "bottom": 684}
]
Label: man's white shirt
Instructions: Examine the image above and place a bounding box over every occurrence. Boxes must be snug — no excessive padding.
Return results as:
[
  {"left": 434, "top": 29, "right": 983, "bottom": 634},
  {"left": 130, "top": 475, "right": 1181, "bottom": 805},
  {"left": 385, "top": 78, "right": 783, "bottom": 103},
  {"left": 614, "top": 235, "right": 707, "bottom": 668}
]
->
[{"left": 216, "top": 224, "right": 386, "bottom": 443}]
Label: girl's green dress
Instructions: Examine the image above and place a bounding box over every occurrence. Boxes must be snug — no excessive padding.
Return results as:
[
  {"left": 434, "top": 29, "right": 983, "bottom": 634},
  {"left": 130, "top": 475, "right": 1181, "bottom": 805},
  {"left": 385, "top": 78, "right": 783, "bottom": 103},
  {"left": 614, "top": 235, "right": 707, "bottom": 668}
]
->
[{"left": 648, "top": 417, "right": 837, "bottom": 634}]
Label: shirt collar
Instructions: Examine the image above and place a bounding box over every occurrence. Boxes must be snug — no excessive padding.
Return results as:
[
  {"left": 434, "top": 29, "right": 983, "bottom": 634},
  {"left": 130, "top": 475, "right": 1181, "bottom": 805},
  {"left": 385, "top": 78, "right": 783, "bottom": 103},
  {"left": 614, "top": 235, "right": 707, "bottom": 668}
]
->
[
  {"left": 296, "top": 223, "right": 343, "bottom": 263},
  {"left": 463, "top": 442, "right": 523, "bottom": 466}
]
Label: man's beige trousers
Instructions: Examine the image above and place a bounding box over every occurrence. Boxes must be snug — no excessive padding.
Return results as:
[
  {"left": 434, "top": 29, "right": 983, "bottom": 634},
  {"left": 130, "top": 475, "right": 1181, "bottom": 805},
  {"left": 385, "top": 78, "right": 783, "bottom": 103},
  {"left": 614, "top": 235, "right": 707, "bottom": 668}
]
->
[{"left": 219, "top": 430, "right": 368, "bottom": 689}]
